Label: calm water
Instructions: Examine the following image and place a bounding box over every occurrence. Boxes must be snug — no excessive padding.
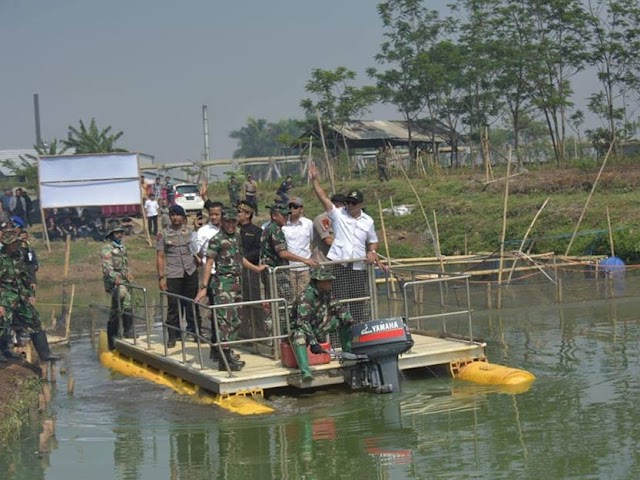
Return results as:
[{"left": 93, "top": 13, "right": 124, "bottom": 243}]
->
[{"left": 3, "top": 274, "right": 640, "bottom": 479}]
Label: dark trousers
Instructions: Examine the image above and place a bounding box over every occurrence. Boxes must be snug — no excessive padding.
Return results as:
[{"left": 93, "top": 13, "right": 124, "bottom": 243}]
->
[
  {"left": 147, "top": 215, "right": 158, "bottom": 236},
  {"left": 166, "top": 272, "right": 199, "bottom": 340},
  {"left": 245, "top": 194, "right": 258, "bottom": 214}
]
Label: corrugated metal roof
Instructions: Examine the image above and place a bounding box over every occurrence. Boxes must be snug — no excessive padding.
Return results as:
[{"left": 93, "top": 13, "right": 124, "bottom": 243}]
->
[
  {"left": 0, "top": 149, "right": 38, "bottom": 176},
  {"left": 335, "top": 120, "right": 448, "bottom": 144}
]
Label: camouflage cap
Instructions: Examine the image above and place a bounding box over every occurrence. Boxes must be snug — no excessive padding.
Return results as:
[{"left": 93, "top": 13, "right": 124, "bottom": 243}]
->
[
  {"left": 267, "top": 203, "right": 290, "bottom": 216},
  {"left": 310, "top": 267, "right": 336, "bottom": 281},
  {"left": 1, "top": 230, "right": 20, "bottom": 245},
  {"left": 105, "top": 221, "right": 125, "bottom": 239},
  {"left": 221, "top": 207, "right": 238, "bottom": 221}
]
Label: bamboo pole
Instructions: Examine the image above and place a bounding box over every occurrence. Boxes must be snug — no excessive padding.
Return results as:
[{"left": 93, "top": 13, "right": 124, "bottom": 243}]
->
[
  {"left": 64, "top": 284, "right": 75, "bottom": 340},
  {"left": 316, "top": 110, "right": 336, "bottom": 193},
  {"left": 565, "top": 141, "right": 615, "bottom": 255},
  {"left": 497, "top": 147, "right": 512, "bottom": 286},
  {"left": 377, "top": 199, "right": 395, "bottom": 293},
  {"left": 606, "top": 206, "right": 615, "bottom": 257},
  {"left": 432, "top": 210, "right": 445, "bottom": 273},
  {"left": 507, "top": 197, "right": 550, "bottom": 283},
  {"left": 59, "top": 234, "right": 71, "bottom": 328},
  {"left": 390, "top": 147, "right": 439, "bottom": 256},
  {"left": 41, "top": 207, "right": 51, "bottom": 253}
]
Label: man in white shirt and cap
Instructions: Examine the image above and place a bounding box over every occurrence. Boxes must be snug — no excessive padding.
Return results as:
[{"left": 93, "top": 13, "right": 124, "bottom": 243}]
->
[
  {"left": 309, "top": 162, "right": 380, "bottom": 323},
  {"left": 282, "top": 196, "right": 314, "bottom": 296}
]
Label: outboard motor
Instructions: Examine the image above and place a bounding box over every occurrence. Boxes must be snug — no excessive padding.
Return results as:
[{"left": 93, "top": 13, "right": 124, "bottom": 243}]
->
[{"left": 342, "top": 317, "right": 414, "bottom": 394}]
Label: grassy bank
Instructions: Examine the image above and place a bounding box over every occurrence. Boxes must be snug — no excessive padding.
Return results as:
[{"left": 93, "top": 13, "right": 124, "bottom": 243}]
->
[
  {"left": 207, "top": 160, "right": 640, "bottom": 262},
  {"left": 0, "top": 365, "right": 42, "bottom": 445}
]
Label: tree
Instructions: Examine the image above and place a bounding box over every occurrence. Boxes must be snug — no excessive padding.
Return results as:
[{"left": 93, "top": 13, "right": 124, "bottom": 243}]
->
[
  {"left": 584, "top": 0, "right": 640, "bottom": 154},
  {"left": 1, "top": 140, "right": 69, "bottom": 192},
  {"left": 63, "top": 118, "right": 126, "bottom": 153},
  {"left": 526, "top": 0, "right": 590, "bottom": 165},
  {"left": 229, "top": 118, "right": 302, "bottom": 158},
  {"left": 300, "top": 67, "right": 377, "bottom": 157},
  {"left": 368, "top": 0, "right": 452, "bottom": 164}
]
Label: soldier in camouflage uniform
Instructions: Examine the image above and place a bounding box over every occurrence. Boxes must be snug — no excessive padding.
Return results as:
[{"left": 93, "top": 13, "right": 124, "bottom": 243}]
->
[
  {"left": 289, "top": 267, "right": 354, "bottom": 381},
  {"left": 0, "top": 230, "right": 60, "bottom": 363},
  {"left": 101, "top": 224, "right": 134, "bottom": 350},
  {"left": 260, "top": 203, "right": 318, "bottom": 302},
  {"left": 227, "top": 175, "right": 241, "bottom": 207},
  {"left": 196, "top": 208, "right": 265, "bottom": 371}
]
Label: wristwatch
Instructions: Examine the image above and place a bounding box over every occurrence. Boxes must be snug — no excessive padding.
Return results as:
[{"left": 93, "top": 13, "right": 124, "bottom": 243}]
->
[{"left": 199, "top": 284, "right": 207, "bottom": 290}]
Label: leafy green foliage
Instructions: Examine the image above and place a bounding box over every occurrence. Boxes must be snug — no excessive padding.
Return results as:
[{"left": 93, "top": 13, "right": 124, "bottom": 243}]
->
[
  {"left": 63, "top": 118, "right": 126, "bottom": 154},
  {"left": 229, "top": 117, "right": 303, "bottom": 158}
]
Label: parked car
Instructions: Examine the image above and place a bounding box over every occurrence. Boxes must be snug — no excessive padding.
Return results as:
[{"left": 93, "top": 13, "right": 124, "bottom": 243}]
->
[{"left": 173, "top": 183, "right": 204, "bottom": 213}]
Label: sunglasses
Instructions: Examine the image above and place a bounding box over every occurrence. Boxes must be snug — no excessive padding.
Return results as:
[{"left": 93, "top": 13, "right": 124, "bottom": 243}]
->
[
  {"left": 345, "top": 199, "right": 358, "bottom": 205},
  {"left": 288, "top": 204, "right": 302, "bottom": 209},
  {"left": 237, "top": 208, "right": 250, "bottom": 214}
]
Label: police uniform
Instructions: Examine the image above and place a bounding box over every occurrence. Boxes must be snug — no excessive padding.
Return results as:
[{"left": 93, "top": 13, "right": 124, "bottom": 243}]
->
[
  {"left": 156, "top": 210, "right": 199, "bottom": 345},
  {"left": 100, "top": 226, "right": 133, "bottom": 349}
]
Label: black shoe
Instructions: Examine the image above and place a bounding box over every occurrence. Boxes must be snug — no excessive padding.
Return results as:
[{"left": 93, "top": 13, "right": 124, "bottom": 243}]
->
[
  {"left": 218, "top": 350, "right": 245, "bottom": 371},
  {"left": 2, "top": 349, "right": 21, "bottom": 360},
  {"left": 166, "top": 338, "right": 177, "bottom": 349},
  {"left": 0, "top": 351, "right": 6, "bottom": 363}
]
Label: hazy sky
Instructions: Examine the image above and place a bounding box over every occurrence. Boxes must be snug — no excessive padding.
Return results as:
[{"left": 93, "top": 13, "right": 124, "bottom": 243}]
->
[
  {"left": 1, "top": 0, "right": 402, "bottom": 163},
  {"left": 1, "top": 0, "right": 602, "bottom": 165}
]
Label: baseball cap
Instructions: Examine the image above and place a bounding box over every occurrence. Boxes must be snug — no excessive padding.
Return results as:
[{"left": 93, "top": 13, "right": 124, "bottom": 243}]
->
[
  {"left": 168, "top": 204, "right": 187, "bottom": 217},
  {"left": 346, "top": 190, "right": 364, "bottom": 203},
  {"left": 266, "top": 202, "right": 290, "bottom": 215}
]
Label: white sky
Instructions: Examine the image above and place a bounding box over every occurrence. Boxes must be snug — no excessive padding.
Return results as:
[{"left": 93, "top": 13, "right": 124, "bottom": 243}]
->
[{"left": 0, "top": 0, "right": 606, "bottom": 164}]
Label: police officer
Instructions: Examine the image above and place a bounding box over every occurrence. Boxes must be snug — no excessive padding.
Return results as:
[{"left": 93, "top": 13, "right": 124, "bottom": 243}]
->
[
  {"left": 290, "top": 267, "right": 354, "bottom": 381},
  {"left": 0, "top": 230, "right": 60, "bottom": 362},
  {"left": 195, "top": 208, "right": 265, "bottom": 370},
  {"left": 156, "top": 204, "right": 199, "bottom": 348},
  {"left": 100, "top": 223, "right": 134, "bottom": 350}
]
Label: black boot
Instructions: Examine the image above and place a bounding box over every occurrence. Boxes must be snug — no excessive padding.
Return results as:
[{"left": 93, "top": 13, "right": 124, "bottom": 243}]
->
[
  {"left": 0, "top": 335, "right": 20, "bottom": 360},
  {"left": 122, "top": 312, "right": 135, "bottom": 339},
  {"left": 218, "top": 349, "right": 245, "bottom": 371},
  {"left": 30, "top": 331, "right": 61, "bottom": 362},
  {"left": 107, "top": 320, "right": 118, "bottom": 350}
]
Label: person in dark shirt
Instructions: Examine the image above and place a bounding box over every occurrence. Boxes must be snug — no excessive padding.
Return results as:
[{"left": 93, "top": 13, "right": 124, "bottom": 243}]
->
[{"left": 237, "top": 200, "right": 264, "bottom": 332}]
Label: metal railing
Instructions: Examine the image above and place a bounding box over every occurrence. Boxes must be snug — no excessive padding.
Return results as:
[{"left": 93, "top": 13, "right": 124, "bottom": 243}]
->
[
  {"left": 158, "top": 290, "right": 290, "bottom": 377},
  {"left": 115, "top": 282, "right": 152, "bottom": 349},
  {"left": 401, "top": 271, "right": 475, "bottom": 344}
]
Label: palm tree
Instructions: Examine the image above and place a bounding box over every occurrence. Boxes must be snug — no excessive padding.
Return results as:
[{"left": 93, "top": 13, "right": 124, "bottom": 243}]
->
[{"left": 63, "top": 118, "right": 127, "bottom": 153}]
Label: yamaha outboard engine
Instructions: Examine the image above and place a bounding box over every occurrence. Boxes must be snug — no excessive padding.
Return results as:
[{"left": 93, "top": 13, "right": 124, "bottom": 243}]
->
[{"left": 343, "top": 317, "right": 414, "bottom": 394}]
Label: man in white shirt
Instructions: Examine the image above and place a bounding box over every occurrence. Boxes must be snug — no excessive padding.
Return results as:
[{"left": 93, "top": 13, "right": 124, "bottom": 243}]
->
[
  {"left": 144, "top": 194, "right": 160, "bottom": 236},
  {"left": 282, "top": 196, "right": 314, "bottom": 296},
  {"left": 196, "top": 202, "right": 223, "bottom": 274},
  {"left": 309, "top": 162, "right": 380, "bottom": 323}
]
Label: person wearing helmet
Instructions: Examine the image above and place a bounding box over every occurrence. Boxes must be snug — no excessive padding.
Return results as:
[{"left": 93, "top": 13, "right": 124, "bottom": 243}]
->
[
  {"left": 289, "top": 266, "right": 354, "bottom": 381},
  {"left": 0, "top": 230, "right": 60, "bottom": 363},
  {"left": 100, "top": 222, "right": 134, "bottom": 350}
]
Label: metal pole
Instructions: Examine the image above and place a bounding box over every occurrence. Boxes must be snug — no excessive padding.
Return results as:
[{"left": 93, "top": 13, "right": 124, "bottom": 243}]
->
[
  {"left": 33, "top": 93, "right": 43, "bottom": 148},
  {"left": 203, "top": 105, "right": 210, "bottom": 161}
]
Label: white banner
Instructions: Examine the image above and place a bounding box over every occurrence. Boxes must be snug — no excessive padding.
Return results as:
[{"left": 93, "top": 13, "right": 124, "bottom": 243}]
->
[{"left": 39, "top": 153, "right": 143, "bottom": 208}]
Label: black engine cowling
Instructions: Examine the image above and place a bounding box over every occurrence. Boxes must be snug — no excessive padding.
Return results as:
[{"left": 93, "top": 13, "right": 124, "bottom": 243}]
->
[{"left": 343, "top": 317, "right": 414, "bottom": 393}]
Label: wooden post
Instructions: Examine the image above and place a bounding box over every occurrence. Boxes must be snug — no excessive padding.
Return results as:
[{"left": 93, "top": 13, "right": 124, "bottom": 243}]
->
[
  {"left": 377, "top": 199, "right": 395, "bottom": 293},
  {"left": 316, "top": 110, "right": 336, "bottom": 193},
  {"left": 433, "top": 210, "right": 445, "bottom": 273},
  {"left": 497, "top": 147, "right": 512, "bottom": 287},
  {"left": 565, "top": 141, "right": 615, "bottom": 255},
  {"left": 41, "top": 206, "right": 51, "bottom": 253},
  {"left": 606, "top": 206, "right": 615, "bottom": 257},
  {"left": 64, "top": 284, "right": 75, "bottom": 341},
  {"left": 486, "top": 283, "right": 492, "bottom": 309}
]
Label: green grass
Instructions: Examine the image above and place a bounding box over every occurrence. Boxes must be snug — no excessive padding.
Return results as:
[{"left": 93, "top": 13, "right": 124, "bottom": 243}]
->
[{"left": 207, "top": 161, "right": 640, "bottom": 262}]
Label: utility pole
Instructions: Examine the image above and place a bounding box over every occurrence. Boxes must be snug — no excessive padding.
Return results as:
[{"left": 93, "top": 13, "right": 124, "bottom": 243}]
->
[
  {"left": 203, "top": 105, "right": 211, "bottom": 182},
  {"left": 33, "top": 93, "right": 43, "bottom": 148}
]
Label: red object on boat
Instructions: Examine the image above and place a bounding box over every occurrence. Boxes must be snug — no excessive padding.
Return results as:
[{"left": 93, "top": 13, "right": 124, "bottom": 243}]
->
[{"left": 280, "top": 341, "right": 331, "bottom": 368}]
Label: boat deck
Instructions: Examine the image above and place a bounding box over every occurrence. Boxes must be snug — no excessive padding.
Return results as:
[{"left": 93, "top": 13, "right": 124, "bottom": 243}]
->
[{"left": 114, "top": 331, "right": 486, "bottom": 395}]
